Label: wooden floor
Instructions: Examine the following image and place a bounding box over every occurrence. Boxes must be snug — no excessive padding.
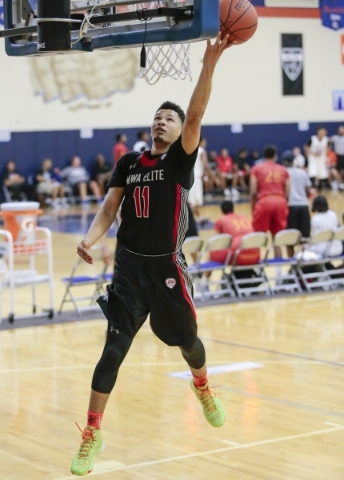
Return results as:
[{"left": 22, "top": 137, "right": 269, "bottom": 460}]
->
[{"left": 1, "top": 191, "right": 344, "bottom": 479}]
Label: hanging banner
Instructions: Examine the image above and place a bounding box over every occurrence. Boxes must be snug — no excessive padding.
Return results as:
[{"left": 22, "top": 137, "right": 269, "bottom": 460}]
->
[
  {"left": 321, "top": 0, "right": 344, "bottom": 31},
  {"left": 281, "top": 34, "right": 304, "bottom": 96}
]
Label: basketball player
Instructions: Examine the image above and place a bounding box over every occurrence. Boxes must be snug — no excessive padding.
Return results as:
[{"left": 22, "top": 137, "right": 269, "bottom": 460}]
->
[
  {"left": 71, "top": 33, "right": 231, "bottom": 477},
  {"left": 250, "top": 145, "right": 290, "bottom": 258},
  {"left": 307, "top": 127, "right": 329, "bottom": 190}
]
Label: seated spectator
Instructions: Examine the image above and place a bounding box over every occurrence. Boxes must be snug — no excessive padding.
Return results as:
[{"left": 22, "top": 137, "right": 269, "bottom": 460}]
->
[
  {"left": 36, "top": 158, "right": 66, "bottom": 207},
  {"left": 282, "top": 151, "right": 311, "bottom": 257},
  {"left": 59, "top": 156, "right": 102, "bottom": 204},
  {"left": 2, "top": 160, "right": 36, "bottom": 201},
  {"left": 133, "top": 131, "right": 150, "bottom": 152},
  {"left": 292, "top": 146, "right": 306, "bottom": 169},
  {"left": 248, "top": 149, "right": 260, "bottom": 166},
  {"left": 307, "top": 195, "right": 342, "bottom": 258},
  {"left": 216, "top": 148, "right": 239, "bottom": 198},
  {"left": 233, "top": 147, "right": 250, "bottom": 192},
  {"left": 92, "top": 154, "right": 112, "bottom": 197},
  {"left": 209, "top": 200, "right": 260, "bottom": 266},
  {"left": 326, "top": 146, "right": 341, "bottom": 191}
]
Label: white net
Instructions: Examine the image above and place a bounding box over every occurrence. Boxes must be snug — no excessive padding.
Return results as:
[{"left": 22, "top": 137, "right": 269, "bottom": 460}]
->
[
  {"left": 139, "top": 43, "right": 191, "bottom": 85},
  {"left": 29, "top": 49, "right": 139, "bottom": 109}
]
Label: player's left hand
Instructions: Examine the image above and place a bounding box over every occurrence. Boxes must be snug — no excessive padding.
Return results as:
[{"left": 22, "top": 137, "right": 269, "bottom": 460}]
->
[
  {"left": 77, "top": 237, "right": 93, "bottom": 264},
  {"left": 204, "top": 32, "right": 237, "bottom": 67}
]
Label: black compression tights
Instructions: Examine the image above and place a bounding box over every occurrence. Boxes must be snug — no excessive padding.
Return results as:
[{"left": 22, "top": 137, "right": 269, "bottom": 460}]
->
[
  {"left": 179, "top": 337, "right": 206, "bottom": 370},
  {"left": 91, "top": 335, "right": 206, "bottom": 394}
]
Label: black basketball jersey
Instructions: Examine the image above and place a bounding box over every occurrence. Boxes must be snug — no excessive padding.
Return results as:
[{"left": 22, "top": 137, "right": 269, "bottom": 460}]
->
[{"left": 108, "top": 136, "right": 198, "bottom": 255}]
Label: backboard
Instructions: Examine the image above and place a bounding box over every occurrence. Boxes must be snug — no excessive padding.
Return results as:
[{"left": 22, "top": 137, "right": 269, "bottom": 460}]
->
[{"left": 2, "top": 0, "right": 219, "bottom": 56}]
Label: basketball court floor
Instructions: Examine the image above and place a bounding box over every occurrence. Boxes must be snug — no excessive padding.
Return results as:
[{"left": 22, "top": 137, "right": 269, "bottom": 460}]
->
[{"left": 1, "top": 192, "right": 344, "bottom": 479}]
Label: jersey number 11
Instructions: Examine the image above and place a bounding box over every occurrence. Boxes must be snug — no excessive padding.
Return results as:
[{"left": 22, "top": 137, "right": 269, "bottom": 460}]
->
[{"left": 133, "top": 186, "right": 150, "bottom": 218}]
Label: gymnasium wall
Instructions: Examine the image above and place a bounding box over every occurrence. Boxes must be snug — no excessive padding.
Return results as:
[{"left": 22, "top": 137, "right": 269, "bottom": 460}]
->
[{"left": 0, "top": 9, "right": 343, "bottom": 198}]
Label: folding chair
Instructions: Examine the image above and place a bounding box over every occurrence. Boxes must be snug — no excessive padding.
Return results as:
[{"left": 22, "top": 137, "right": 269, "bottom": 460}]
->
[
  {"left": 296, "top": 229, "right": 334, "bottom": 292},
  {"left": 189, "top": 234, "right": 234, "bottom": 301},
  {"left": 58, "top": 245, "right": 109, "bottom": 316},
  {"left": 326, "top": 226, "right": 344, "bottom": 289},
  {"left": 182, "top": 236, "right": 204, "bottom": 267},
  {"left": 230, "top": 232, "right": 271, "bottom": 298},
  {"left": 264, "top": 229, "right": 303, "bottom": 294}
]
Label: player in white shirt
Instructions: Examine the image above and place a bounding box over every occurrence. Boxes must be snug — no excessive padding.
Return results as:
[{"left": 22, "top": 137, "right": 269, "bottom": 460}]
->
[
  {"left": 307, "top": 127, "right": 329, "bottom": 189},
  {"left": 292, "top": 146, "right": 306, "bottom": 169},
  {"left": 188, "top": 137, "right": 207, "bottom": 224},
  {"left": 133, "top": 131, "right": 150, "bottom": 153}
]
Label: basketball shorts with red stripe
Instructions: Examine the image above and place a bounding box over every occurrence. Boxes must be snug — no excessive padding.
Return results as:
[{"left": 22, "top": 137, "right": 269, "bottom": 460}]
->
[
  {"left": 97, "top": 245, "right": 197, "bottom": 347},
  {"left": 252, "top": 196, "right": 289, "bottom": 237}
]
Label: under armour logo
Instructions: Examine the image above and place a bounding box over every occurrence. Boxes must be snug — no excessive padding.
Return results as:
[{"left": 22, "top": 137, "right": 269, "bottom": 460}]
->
[
  {"left": 110, "top": 327, "right": 119, "bottom": 334},
  {"left": 129, "top": 163, "right": 139, "bottom": 169}
]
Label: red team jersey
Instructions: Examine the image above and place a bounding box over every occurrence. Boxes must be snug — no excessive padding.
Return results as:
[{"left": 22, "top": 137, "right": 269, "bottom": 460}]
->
[
  {"left": 113, "top": 143, "right": 128, "bottom": 166},
  {"left": 210, "top": 213, "right": 260, "bottom": 265},
  {"left": 251, "top": 162, "right": 289, "bottom": 237},
  {"left": 216, "top": 155, "right": 234, "bottom": 174}
]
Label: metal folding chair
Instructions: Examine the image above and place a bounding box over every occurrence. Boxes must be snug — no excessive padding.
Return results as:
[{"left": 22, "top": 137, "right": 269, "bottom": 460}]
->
[
  {"left": 230, "top": 232, "right": 271, "bottom": 298},
  {"left": 182, "top": 236, "right": 204, "bottom": 267},
  {"left": 189, "top": 234, "right": 234, "bottom": 301},
  {"left": 296, "top": 229, "right": 334, "bottom": 292},
  {"left": 58, "top": 245, "right": 109, "bottom": 316},
  {"left": 264, "top": 229, "right": 303, "bottom": 294},
  {"left": 326, "top": 226, "right": 344, "bottom": 289}
]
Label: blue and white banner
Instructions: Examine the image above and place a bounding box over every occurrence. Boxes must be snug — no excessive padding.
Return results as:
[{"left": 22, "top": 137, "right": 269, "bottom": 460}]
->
[{"left": 321, "top": 0, "right": 344, "bottom": 31}]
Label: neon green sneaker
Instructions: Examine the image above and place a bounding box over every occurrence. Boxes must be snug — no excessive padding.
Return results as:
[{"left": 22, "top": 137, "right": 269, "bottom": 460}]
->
[
  {"left": 190, "top": 379, "right": 225, "bottom": 428},
  {"left": 71, "top": 425, "right": 104, "bottom": 476}
]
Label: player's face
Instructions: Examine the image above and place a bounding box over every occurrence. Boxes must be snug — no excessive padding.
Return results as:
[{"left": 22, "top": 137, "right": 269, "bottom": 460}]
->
[
  {"left": 151, "top": 109, "right": 182, "bottom": 146},
  {"left": 318, "top": 128, "right": 327, "bottom": 139}
]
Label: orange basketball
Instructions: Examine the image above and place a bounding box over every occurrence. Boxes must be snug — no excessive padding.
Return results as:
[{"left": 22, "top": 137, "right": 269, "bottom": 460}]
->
[{"left": 219, "top": 0, "right": 258, "bottom": 45}]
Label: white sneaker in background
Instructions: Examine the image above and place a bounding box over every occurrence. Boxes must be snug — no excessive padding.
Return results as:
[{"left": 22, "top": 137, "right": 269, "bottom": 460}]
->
[
  {"left": 231, "top": 188, "right": 240, "bottom": 197},
  {"left": 224, "top": 188, "right": 231, "bottom": 198}
]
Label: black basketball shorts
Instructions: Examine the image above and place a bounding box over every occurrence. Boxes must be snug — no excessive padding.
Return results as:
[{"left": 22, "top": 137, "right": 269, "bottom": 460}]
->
[
  {"left": 287, "top": 205, "right": 311, "bottom": 238},
  {"left": 97, "top": 246, "right": 197, "bottom": 347}
]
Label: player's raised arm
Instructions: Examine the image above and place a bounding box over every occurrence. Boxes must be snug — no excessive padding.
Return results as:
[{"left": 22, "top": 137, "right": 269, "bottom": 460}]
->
[
  {"left": 181, "top": 33, "right": 232, "bottom": 155},
  {"left": 77, "top": 187, "right": 124, "bottom": 264}
]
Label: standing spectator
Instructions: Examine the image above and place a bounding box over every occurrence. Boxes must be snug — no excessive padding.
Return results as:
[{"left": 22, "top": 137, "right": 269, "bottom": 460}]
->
[
  {"left": 210, "top": 200, "right": 260, "bottom": 265},
  {"left": 282, "top": 151, "right": 311, "bottom": 257},
  {"left": 59, "top": 156, "right": 102, "bottom": 204},
  {"left": 2, "top": 160, "right": 36, "bottom": 201},
  {"left": 113, "top": 133, "right": 128, "bottom": 166},
  {"left": 92, "top": 154, "right": 112, "bottom": 197},
  {"left": 329, "top": 125, "right": 344, "bottom": 189},
  {"left": 292, "top": 146, "right": 306, "bottom": 169},
  {"left": 250, "top": 145, "right": 290, "bottom": 258},
  {"left": 326, "top": 146, "right": 341, "bottom": 191},
  {"left": 36, "top": 158, "right": 66, "bottom": 207},
  {"left": 216, "top": 148, "right": 238, "bottom": 198},
  {"left": 233, "top": 147, "right": 250, "bottom": 192},
  {"left": 133, "top": 131, "right": 150, "bottom": 152},
  {"left": 307, "top": 127, "right": 329, "bottom": 190}
]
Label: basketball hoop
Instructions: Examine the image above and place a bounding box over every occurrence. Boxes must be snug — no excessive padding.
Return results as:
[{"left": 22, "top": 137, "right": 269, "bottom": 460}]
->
[{"left": 128, "top": 2, "right": 192, "bottom": 85}]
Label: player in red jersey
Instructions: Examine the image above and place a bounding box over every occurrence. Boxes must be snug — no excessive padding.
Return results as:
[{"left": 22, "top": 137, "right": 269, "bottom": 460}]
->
[
  {"left": 70, "top": 33, "right": 233, "bottom": 477},
  {"left": 250, "top": 145, "right": 290, "bottom": 258}
]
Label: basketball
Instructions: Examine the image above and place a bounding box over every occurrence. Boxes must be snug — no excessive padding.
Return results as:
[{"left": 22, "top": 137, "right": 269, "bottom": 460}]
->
[{"left": 219, "top": 0, "right": 258, "bottom": 45}]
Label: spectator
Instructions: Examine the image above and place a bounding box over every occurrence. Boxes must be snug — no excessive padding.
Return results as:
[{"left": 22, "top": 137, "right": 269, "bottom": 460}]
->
[
  {"left": 133, "top": 131, "right": 150, "bottom": 152},
  {"left": 308, "top": 195, "right": 342, "bottom": 257},
  {"left": 250, "top": 145, "right": 290, "bottom": 258},
  {"left": 216, "top": 148, "right": 238, "bottom": 198},
  {"left": 92, "top": 154, "right": 112, "bottom": 197},
  {"left": 113, "top": 133, "right": 128, "bottom": 166},
  {"left": 292, "top": 146, "right": 306, "bottom": 169},
  {"left": 59, "top": 156, "right": 102, "bottom": 204},
  {"left": 307, "top": 127, "right": 329, "bottom": 190},
  {"left": 36, "top": 158, "right": 66, "bottom": 207},
  {"left": 329, "top": 125, "right": 344, "bottom": 188},
  {"left": 282, "top": 151, "right": 311, "bottom": 257},
  {"left": 2, "top": 160, "right": 36, "bottom": 201},
  {"left": 233, "top": 147, "right": 250, "bottom": 192},
  {"left": 326, "top": 146, "right": 341, "bottom": 191},
  {"left": 209, "top": 200, "right": 260, "bottom": 266},
  {"left": 248, "top": 149, "right": 260, "bottom": 166}
]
